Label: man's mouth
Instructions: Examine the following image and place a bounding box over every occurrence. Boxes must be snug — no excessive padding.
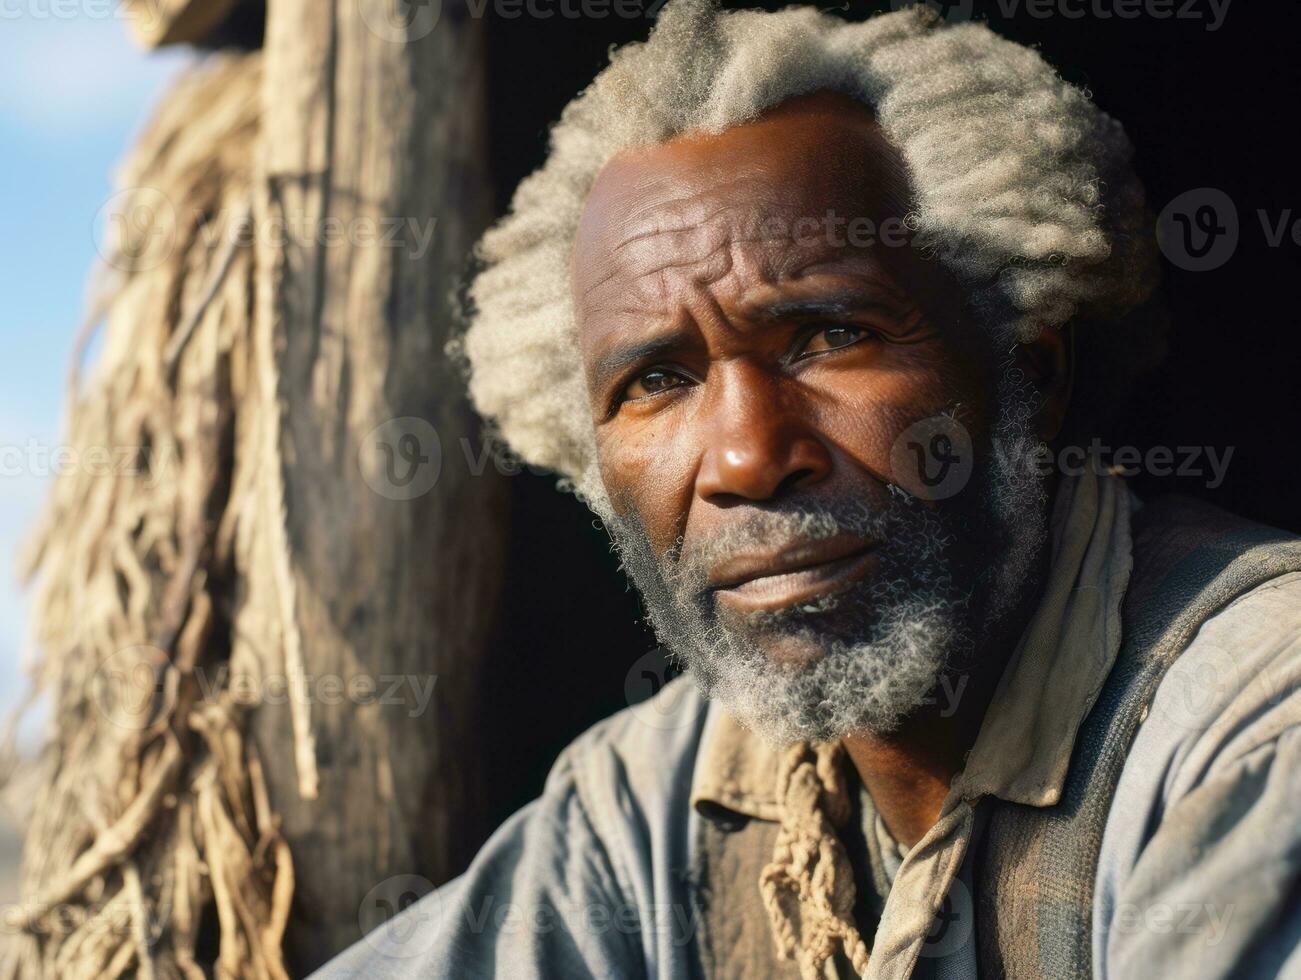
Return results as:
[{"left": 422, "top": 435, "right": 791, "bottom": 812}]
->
[{"left": 706, "top": 533, "right": 878, "bottom": 614}]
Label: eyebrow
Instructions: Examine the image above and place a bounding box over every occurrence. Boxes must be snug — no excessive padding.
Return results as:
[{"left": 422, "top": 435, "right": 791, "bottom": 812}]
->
[
  {"left": 749, "top": 288, "right": 905, "bottom": 322},
  {"left": 589, "top": 333, "right": 689, "bottom": 397}
]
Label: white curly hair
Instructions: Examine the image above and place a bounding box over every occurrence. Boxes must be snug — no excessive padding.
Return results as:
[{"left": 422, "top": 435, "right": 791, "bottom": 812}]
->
[{"left": 459, "top": 0, "right": 1160, "bottom": 515}]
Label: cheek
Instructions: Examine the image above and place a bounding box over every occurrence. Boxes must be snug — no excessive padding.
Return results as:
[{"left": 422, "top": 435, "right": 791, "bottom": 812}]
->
[
  {"left": 595, "top": 414, "right": 697, "bottom": 550},
  {"left": 803, "top": 356, "right": 980, "bottom": 474}
]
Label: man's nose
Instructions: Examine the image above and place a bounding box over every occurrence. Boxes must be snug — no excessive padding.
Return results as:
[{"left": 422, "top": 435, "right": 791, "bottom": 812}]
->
[{"left": 694, "top": 363, "right": 832, "bottom": 504}]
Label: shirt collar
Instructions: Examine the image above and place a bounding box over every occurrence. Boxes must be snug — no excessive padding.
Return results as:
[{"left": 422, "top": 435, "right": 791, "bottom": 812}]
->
[{"left": 690, "top": 470, "right": 1134, "bottom": 821}]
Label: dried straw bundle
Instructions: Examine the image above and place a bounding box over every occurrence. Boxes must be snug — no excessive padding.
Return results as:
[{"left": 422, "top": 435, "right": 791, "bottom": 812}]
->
[{"left": 2, "top": 50, "right": 295, "bottom": 980}]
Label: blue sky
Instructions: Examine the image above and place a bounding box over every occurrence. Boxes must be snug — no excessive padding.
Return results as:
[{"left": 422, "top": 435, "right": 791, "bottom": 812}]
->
[{"left": 0, "top": 13, "right": 189, "bottom": 746}]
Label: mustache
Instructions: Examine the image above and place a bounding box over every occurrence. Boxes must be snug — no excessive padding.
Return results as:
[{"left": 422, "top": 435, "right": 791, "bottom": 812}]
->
[
  {"left": 671, "top": 501, "right": 877, "bottom": 566},
  {"left": 658, "top": 498, "right": 926, "bottom": 599}
]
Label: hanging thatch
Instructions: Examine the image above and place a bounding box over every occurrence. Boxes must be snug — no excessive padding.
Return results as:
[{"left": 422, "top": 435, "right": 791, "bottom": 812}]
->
[
  {"left": 4, "top": 0, "right": 505, "bottom": 970},
  {"left": 2, "top": 51, "right": 294, "bottom": 980}
]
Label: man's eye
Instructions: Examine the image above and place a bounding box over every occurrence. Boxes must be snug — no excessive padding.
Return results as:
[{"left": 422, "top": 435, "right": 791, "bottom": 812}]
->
[
  {"left": 798, "top": 324, "right": 870, "bottom": 357},
  {"left": 624, "top": 368, "right": 689, "bottom": 401}
]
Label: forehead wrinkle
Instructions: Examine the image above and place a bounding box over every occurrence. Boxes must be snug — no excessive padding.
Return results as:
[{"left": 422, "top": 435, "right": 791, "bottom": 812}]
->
[
  {"left": 580, "top": 230, "right": 737, "bottom": 325},
  {"left": 578, "top": 204, "right": 739, "bottom": 308},
  {"left": 578, "top": 249, "right": 716, "bottom": 326},
  {"left": 609, "top": 202, "right": 738, "bottom": 257},
  {"left": 602, "top": 221, "right": 851, "bottom": 306},
  {"left": 597, "top": 163, "right": 781, "bottom": 231},
  {"left": 589, "top": 165, "right": 791, "bottom": 276}
]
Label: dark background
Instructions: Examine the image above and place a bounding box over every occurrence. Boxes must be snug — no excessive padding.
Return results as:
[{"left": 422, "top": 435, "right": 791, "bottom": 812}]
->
[{"left": 471, "top": 0, "right": 1301, "bottom": 840}]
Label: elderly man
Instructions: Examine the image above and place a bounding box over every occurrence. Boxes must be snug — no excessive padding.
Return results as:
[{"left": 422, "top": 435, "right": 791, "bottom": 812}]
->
[{"left": 317, "top": 2, "right": 1301, "bottom": 978}]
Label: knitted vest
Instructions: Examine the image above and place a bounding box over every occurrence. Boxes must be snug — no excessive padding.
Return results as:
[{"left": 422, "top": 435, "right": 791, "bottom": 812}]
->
[{"left": 690, "top": 496, "right": 1301, "bottom": 979}]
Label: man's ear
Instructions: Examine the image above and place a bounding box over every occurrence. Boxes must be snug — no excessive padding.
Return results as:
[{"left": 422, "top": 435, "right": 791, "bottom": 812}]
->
[{"left": 1014, "top": 324, "right": 1073, "bottom": 443}]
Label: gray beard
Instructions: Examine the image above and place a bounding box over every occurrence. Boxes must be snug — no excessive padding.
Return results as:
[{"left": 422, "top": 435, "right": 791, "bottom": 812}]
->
[{"left": 607, "top": 386, "right": 1048, "bottom": 746}]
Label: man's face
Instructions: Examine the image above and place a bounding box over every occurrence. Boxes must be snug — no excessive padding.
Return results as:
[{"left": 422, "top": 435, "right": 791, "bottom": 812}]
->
[{"left": 572, "top": 92, "right": 1048, "bottom": 742}]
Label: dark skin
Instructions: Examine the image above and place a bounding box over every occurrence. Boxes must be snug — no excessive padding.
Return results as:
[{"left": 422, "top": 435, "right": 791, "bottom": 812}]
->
[{"left": 572, "top": 92, "right": 1071, "bottom": 847}]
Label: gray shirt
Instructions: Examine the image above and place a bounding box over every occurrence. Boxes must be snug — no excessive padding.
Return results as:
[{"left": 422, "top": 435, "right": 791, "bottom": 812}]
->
[
  {"left": 313, "top": 572, "right": 1301, "bottom": 979},
  {"left": 314, "top": 462, "right": 1298, "bottom": 980}
]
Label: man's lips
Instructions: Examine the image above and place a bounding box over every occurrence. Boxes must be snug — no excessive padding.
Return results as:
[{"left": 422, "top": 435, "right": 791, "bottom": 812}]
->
[{"left": 706, "top": 533, "right": 878, "bottom": 613}]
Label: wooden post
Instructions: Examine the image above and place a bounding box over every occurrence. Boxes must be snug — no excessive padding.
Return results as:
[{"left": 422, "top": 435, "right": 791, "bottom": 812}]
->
[{"left": 239, "top": 0, "right": 506, "bottom": 968}]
